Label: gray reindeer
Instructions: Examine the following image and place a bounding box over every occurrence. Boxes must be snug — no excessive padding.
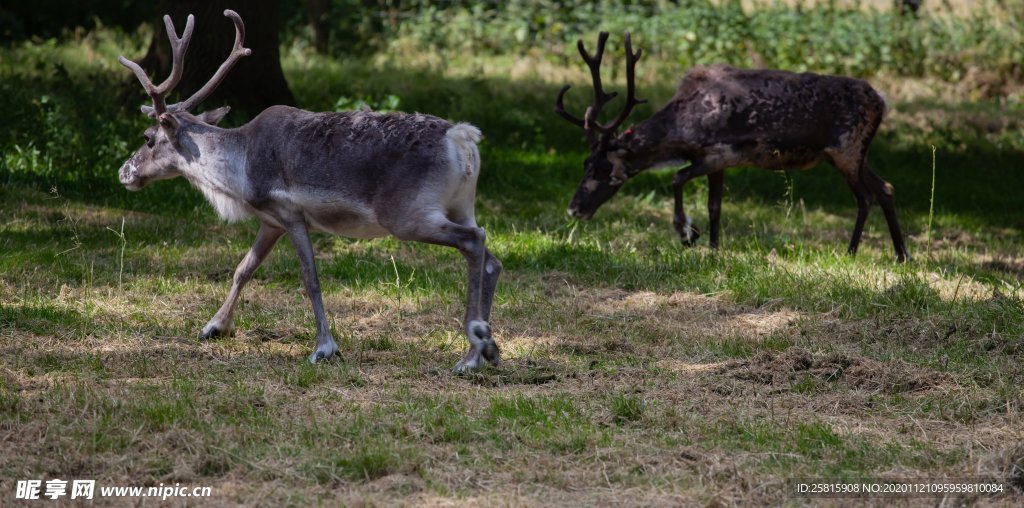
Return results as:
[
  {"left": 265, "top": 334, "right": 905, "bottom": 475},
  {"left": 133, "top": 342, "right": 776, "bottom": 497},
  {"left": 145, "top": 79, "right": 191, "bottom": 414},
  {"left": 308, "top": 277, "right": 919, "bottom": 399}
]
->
[
  {"left": 555, "top": 32, "right": 909, "bottom": 262},
  {"left": 118, "top": 10, "right": 501, "bottom": 371}
]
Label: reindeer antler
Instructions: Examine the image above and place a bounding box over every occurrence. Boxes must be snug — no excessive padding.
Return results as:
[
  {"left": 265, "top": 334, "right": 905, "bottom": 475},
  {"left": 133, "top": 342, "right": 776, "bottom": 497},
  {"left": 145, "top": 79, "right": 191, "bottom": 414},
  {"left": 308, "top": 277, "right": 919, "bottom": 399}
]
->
[
  {"left": 119, "top": 14, "right": 195, "bottom": 117},
  {"left": 590, "top": 32, "right": 646, "bottom": 136},
  {"left": 120, "top": 10, "right": 251, "bottom": 118},
  {"left": 554, "top": 31, "right": 647, "bottom": 146},
  {"left": 170, "top": 10, "right": 251, "bottom": 113}
]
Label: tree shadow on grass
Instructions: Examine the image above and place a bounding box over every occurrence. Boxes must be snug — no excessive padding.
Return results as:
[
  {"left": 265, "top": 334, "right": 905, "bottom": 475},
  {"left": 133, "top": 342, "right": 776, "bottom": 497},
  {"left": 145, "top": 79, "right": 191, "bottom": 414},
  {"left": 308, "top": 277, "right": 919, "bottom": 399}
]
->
[
  {"left": 621, "top": 141, "right": 1024, "bottom": 232},
  {"left": 0, "top": 304, "right": 91, "bottom": 337}
]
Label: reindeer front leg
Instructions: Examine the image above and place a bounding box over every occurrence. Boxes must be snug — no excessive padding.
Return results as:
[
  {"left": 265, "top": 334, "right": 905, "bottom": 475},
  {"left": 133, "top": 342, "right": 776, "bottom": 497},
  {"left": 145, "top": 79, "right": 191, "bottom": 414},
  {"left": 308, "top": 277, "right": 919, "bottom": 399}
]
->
[
  {"left": 200, "top": 222, "right": 284, "bottom": 339},
  {"left": 707, "top": 171, "right": 724, "bottom": 249},
  {"left": 283, "top": 219, "right": 340, "bottom": 363},
  {"left": 672, "top": 162, "right": 719, "bottom": 247}
]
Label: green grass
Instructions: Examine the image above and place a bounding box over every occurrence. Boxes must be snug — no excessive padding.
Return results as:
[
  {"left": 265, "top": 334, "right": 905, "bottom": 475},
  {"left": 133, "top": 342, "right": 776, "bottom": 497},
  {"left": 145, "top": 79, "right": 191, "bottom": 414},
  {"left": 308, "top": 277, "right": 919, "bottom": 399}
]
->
[
  {"left": 0, "top": 22, "right": 1022, "bottom": 505},
  {"left": 610, "top": 393, "right": 645, "bottom": 424}
]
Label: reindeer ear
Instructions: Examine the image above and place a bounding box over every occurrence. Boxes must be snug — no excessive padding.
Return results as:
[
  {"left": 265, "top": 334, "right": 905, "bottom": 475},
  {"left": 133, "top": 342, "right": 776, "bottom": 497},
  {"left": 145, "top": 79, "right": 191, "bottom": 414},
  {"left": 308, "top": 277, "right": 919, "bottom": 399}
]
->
[
  {"left": 141, "top": 105, "right": 156, "bottom": 118},
  {"left": 196, "top": 106, "right": 231, "bottom": 126}
]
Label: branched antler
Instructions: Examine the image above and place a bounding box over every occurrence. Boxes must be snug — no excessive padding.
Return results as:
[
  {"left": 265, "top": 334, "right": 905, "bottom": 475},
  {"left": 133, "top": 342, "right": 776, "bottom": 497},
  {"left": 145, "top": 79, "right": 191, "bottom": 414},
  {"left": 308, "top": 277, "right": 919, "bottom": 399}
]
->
[
  {"left": 120, "top": 10, "right": 251, "bottom": 118},
  {"left": 553, "top": 31, "right": 647, "bottom": 145},
  {"left": 118, "top": 14, "right": 195, "bottom": 117},
  {"left": 591, "top": 32, "right": 646, "bottom": 136},
  {"left": 171, "top": 9, "right": 251, "bottom": 113}
]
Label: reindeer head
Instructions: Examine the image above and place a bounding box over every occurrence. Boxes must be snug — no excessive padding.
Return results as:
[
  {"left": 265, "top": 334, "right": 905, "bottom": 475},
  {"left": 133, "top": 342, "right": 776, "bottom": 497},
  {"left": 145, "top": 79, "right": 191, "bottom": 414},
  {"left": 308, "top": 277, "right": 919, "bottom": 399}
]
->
[
  {"left": 555, "top": 32, "right": 645, "bottom": 220},
  {"left": 118, "top": 10, "right": 250, "bottom": 191}
]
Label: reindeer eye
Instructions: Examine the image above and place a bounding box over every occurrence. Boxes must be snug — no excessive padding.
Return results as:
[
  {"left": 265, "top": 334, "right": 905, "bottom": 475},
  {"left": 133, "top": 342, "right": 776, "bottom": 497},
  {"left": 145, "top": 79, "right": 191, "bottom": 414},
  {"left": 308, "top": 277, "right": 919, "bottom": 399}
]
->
[{"left": 144, "top": 133, "right": 154, "bottom": 147}]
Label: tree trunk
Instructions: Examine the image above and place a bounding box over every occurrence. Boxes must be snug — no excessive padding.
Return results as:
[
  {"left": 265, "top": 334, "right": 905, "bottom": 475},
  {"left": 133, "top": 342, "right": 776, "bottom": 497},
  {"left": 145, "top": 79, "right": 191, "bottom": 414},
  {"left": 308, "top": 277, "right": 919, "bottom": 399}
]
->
[
  {"left": 307, "top": 0, "right": 330, "bottom": 55},
  {"left": 138, "top": 0, "right": 295, "bottom": 117}
]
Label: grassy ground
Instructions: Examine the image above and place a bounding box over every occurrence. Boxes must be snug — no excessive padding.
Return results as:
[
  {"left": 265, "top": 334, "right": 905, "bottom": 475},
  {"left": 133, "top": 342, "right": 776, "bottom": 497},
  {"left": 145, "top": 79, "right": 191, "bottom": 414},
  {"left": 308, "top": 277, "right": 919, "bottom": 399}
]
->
[{"left": 2, "top": 31, "right": 1024, "bottom": 505}]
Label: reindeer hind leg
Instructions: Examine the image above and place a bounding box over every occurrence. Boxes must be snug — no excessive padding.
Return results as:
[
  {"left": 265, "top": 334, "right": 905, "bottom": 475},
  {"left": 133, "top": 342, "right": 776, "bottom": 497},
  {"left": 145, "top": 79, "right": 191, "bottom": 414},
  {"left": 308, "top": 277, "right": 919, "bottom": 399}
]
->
[
  {"left": 862, "top": 164, "right": 910, "bottom": 262},
  {"left": 400, "top": 213, "right": 499, "bottom": 372},
  {"left": 707, "top": 171, "right": 725, "bottom": 249}
]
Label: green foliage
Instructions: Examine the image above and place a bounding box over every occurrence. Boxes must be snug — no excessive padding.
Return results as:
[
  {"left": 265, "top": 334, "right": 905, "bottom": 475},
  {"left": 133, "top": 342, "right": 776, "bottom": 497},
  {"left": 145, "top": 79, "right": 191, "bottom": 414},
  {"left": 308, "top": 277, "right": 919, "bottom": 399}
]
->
[
  {"left": 334, "top": 93, "right": 401, "bottom": 113},
  {"left": 291, "top": 0, "right": 1024, "bottom": 84},
  {"left": 0, "top": 61, "right": 144, "bottom": 192}
]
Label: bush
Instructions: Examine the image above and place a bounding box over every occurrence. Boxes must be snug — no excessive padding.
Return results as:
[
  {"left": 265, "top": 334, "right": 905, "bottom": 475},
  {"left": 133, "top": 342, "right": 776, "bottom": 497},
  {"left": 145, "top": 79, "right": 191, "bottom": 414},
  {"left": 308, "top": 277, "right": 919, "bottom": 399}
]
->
[{"left": 285, "top": 0, "right": 1023, "bottom": 83}]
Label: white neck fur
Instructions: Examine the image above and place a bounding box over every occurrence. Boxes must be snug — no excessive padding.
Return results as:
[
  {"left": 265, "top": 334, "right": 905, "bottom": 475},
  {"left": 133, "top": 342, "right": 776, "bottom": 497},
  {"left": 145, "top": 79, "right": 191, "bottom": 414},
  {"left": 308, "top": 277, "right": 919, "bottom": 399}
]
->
[{"left": 179, "top": 129, "right": 251, "bottom": 223}]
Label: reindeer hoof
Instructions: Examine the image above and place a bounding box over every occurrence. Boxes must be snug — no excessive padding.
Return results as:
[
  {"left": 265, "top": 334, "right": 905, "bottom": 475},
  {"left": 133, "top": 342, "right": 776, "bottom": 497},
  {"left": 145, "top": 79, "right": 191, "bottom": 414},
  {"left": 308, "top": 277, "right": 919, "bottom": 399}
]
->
[
  {"left": 308, "top": 339, "right": 340, "bottom": 364},
  {"left": 453, "top": 321, "right": 499, "bottom": 373},
  {"left": 452, "top": 358, "right": 479, "bottom": 374},
  {"left": 198, "top": 321, "right": 233, "bottom": 340},
  {"left": 453, "top": 341, "right": 500, "bottom": 373},
  {"left": 675, "top": 224, "right": 700, "bottom": 247},
  {"left": 482, "top": 340, "right": 501, "bottom": 366}
]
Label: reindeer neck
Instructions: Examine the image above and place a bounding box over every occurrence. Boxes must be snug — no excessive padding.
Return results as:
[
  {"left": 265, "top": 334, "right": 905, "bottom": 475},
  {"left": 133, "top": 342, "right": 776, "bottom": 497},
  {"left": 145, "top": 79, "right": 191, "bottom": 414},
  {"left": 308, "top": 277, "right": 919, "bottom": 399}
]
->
[
  {"left": 179, "top": 126, "right": 251, "bottom": 222},
  {"left": 616, "top": 116, "right": 687, "bottom": 176}
]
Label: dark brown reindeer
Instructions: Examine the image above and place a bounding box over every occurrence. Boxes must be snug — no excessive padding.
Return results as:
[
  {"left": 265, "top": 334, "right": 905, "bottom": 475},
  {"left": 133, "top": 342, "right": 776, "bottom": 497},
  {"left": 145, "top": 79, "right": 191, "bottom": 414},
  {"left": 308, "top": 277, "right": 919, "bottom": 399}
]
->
[
  {"left": 118, "top": 10, "right": 501, "bottom": 371},
  {"left": 555, "top": 32, "right": 910, "bottom": 262}
]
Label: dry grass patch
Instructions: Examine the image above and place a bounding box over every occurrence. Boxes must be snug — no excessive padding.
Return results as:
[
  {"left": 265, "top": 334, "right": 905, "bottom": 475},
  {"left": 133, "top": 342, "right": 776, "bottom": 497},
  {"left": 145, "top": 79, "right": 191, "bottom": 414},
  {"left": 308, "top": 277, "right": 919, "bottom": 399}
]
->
[{"left": 2, "top": 278, "right": 1022, "bottom": 505}]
